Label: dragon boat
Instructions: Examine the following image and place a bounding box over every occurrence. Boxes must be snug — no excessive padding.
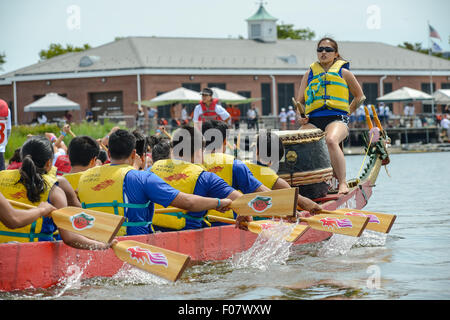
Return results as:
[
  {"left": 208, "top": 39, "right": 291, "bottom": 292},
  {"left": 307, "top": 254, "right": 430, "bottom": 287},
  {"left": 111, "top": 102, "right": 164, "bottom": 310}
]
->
[{"left": 0, "top": 128, "right": 390, "bottom": 292}]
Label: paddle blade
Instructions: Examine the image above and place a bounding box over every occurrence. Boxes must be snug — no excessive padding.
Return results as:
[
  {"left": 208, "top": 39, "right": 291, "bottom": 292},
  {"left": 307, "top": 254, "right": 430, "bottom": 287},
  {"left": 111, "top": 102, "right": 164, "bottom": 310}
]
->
[
  {"left": 112, "top": 240, "right": 190, "bottom": 282},
  {"left": 251, "top": 220, "right": 310, "bottom": 242},
  {"left": 330, "top": 208, "right": 396, "bottom": 234},
  {"left": 300, "top": 214, "right": 369, "bottom": 237},
  {"left": 7, "top": 199, "right": 124, "bottom": 243},
  {"left": 230, "top": 188, "right": 298, "bottom": 217},
  {"left": 51, "top": 207, "right": 124, "bottom": 243}
]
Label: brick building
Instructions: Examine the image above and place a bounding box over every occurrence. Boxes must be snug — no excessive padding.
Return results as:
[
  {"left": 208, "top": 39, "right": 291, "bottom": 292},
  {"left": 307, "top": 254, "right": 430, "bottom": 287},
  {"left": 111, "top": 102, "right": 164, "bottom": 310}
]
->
[{"left": 1, "top": 4, "right": 450, "bottom": 125}]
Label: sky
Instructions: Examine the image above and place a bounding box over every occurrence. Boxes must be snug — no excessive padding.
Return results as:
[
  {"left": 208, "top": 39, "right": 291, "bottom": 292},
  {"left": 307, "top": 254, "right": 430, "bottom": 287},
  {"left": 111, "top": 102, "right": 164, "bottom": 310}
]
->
[{"left": 0, "top": 0, "right": 449, "bottom": 74}]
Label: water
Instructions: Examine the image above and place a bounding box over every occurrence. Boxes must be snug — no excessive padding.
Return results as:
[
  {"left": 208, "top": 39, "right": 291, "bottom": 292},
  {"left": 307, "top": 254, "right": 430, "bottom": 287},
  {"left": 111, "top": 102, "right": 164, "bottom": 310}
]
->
[{"left": 1, "top": 152, "right": 450, "bottom": 300}]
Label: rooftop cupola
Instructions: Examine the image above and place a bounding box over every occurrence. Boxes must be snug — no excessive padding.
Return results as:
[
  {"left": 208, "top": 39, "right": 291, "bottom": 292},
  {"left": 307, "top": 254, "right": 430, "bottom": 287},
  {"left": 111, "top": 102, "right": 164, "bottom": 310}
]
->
[{"left": 246, "top": 2, "right": 278, "bottom": 43}]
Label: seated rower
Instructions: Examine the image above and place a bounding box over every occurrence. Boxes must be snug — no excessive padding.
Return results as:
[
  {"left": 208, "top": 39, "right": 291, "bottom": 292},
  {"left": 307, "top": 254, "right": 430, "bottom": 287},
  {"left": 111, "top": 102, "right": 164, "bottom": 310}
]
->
[
  {"left": 150, "top": 125, "right": 241, "bottom": 232},
  {"left": 77, "top": 129, "right": 232, "bottom": 236},
  {"left": 245, "top": 131, "right": 322, "bottom": 216},
  {"left": 0, "top": 136, "right": 111, "bottom": 249},
  {"left": 201, "top": 120, "right": 271, "bottom": 224},
  {"left": 64, "top": 135, "right": 100, "bottom": 192}
]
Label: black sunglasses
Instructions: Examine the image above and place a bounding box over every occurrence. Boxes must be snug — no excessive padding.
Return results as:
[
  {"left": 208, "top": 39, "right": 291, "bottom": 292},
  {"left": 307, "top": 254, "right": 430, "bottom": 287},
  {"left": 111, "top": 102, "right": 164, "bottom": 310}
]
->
[{"left": 317, "top": 46, "right": 336, "bottom": 53}]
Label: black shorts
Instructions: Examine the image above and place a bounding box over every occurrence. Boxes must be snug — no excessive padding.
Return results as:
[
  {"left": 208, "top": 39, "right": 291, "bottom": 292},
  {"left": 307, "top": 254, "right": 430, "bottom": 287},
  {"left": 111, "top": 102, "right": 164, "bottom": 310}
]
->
[{"left": 308, "top": 115, "right": 349, "bottom": 132}]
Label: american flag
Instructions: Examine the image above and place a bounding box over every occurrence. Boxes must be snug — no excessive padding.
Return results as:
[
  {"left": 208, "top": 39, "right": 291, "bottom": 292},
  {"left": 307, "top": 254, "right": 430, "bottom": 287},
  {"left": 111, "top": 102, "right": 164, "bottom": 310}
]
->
[{"left": 428, "top": 24, "right": 441, "bottom": 41}]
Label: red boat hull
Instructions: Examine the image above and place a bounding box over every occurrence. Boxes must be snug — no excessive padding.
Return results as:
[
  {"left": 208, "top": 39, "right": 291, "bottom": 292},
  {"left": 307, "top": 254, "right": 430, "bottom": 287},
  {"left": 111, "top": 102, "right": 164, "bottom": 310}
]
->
[{"left": 0, "top": 179, "right": 374, "bottom": 292}]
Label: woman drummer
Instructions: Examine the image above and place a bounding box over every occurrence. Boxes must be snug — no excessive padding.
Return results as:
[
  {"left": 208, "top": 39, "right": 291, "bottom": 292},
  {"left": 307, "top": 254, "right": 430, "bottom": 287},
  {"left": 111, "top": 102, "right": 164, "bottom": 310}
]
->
[{"left": 296, "top": 37, "right": 365, "bottom": 194}]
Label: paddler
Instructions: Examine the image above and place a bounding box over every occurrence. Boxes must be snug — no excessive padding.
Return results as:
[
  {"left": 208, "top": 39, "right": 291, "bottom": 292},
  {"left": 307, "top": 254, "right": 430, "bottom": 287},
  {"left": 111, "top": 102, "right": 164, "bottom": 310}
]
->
[
  {"left": 64, "top": 135, "right": 101, "bottom": 192},
  {"left": 0, "top": 136, "right": 112, "bottom": 249},
  {"left": 77, "top": 129, "right": 233, "bottom": 236},
  {"left": 244, "top": 131, "right": 322, "bottom": 217},
  {"left": 150, "top": 125, "right": 242, "bottom": 231},
  {"left": 296, "top": 37, "right": 365, "bottom": 195},
  {"left": 200, "top": 120, "right": 271, "bottom": 225}
]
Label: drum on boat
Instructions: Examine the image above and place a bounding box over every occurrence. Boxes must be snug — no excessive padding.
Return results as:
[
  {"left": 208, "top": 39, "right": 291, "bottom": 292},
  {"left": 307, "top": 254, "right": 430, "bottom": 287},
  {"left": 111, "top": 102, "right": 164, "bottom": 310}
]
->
[{"left": 277, "top": 129, "right": 332, "bottom": 199}]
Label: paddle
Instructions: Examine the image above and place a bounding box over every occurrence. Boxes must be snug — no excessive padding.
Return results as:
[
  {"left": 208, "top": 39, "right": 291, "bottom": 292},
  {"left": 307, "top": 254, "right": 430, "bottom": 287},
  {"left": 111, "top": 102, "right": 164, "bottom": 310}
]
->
[
  {"left": 8, "top": 199, "right": 124, "bottom": 243},
  {"left": 292, "top": 97, "right": 306, "bottom": 118},
  {"left": 318, "top": 208, "right": 396, "bottom": 234},
  {"left": 207, "top": 215, "right": 310, "bottom": 243},
  {"left": 364, "top": 106, "right": 373, "bottom": 129},
  {"left": 111, "top": 240, "right": 190, "bottom": 282},
  {"left": 229, "top": 188, "right": 298, "bottom": 217},
  {"left": 296, "top": 213, "right": 369, "bottom": 237},
  {"left": 370, "top": 104, "right": 387, "bottom": 139}
]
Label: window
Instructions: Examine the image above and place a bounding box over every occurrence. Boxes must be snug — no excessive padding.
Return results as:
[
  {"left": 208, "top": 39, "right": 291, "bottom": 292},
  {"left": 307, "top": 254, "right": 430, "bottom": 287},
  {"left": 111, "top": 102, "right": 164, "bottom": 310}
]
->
[
  {"left": 421, "top": 82, "right": 436, "bottom": 94},
  {"left": 89, "top": 91, "right": 123, "bottom": 120},
  {"left": 362, "top": 83, "right": 378, "bottom": 105},
  {"left": 156, "top": 91, "right": 171, "bottom": 119},
  {"left": 383, "top": 83, "right": 393, "bottom": 111},
  {"left": 421, "top": 83, "right": 436, "bottom": 113},
  {"left": 261, "top": 83, "right": 272, "bottom": 115},
  {"left": 181, "top": 83, "right": 201, "bottom": 115},
  {"left": 251, "top": 24, "right": 261, "bottom": 38},
  {"left": 207, "top": 83, "right": 226, "bottom": 90},
  {"left": 237, "top": 91, "right": 251, "bottom": 117},
  {"left": 277, "top": 83, "right": 295, "bottom": 113},
  {"left": 441, "top": 83, "right": 450, "bottom": 89}
]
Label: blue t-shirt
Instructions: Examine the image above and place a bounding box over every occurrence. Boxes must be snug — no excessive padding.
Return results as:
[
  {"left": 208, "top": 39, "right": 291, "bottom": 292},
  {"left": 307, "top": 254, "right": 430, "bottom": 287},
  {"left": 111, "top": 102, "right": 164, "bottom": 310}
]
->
[
  {"left": 154, "top": 171, "right": 235, "bottom": 232},
  {"left": 123, "top": 170, "right": 180, "bottom": 235},
  {"left": 232, "top": 159, "right": 262, "bottom": 193}
]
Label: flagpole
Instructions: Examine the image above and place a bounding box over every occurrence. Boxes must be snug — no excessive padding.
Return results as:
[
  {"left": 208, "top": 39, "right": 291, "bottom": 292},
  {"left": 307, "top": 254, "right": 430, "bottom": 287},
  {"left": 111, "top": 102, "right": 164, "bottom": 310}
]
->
[{"left": 428, "top": 21, "right": 435, "bottom": 116}]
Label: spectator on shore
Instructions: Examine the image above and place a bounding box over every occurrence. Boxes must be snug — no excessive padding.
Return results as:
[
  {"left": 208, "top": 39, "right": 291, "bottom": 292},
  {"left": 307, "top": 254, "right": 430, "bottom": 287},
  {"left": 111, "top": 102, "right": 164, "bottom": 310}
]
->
[
  {"left": 37, "top": 112, "right": 47, "bottom": 125},
  {"left": 279, "top": 108, "right": 287, "bottom": 130},
  {"left": 287, "top": 106, "right": 297, "bottom": 129}
]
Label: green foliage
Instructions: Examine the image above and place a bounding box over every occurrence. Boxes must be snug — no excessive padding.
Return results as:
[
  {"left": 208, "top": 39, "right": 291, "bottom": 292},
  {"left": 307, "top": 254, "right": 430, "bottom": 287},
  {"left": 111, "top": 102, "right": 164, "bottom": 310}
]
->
[
  {"left": 39, "top": 43, "right": 91, "bottom": 60},
  {"left": 398, "top": 41, "right": 449, "bottom": 60},
  {"left": 277, "top": 24, "right": 315, "bottom": 40},
  {"left": 5, "top": 120, "right": 122, "bottom": 160},
  {"left": 0, "top": 52, "right": 5, "bottom": 70}
]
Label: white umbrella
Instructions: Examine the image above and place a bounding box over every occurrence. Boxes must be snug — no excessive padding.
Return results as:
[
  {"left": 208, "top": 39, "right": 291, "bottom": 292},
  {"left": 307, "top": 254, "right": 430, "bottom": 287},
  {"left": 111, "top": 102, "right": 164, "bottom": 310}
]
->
[
  {"left": 211, "top": 87, "right": 262, "bottom": 105},
  {"left": 423, "top": 89, "right": 450, "bottom": 105},
  {"left": 24, "top": 92, "right": 80, "bottom": 112},
  {"left": 376, "top": 87, "right": 433, "bottom": 103},
  {"left": 139, "top": 87, "right": 201, "bottom": 107}
]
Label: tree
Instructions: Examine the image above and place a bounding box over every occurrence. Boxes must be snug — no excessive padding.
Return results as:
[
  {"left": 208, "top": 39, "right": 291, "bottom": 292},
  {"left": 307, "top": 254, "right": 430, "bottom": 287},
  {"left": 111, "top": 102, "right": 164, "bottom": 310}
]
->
[
  {"left": 39, "top": 43, "right": 91, "bottom": 60},
  {"left": 277, "top": 24, "right": 315, "bottom": 40},
  {"left": 398, "top": 41, "right": 448, "bottom": 60},
  {"left": 0, "top": 52, "right": 5, "bottom": 71}
]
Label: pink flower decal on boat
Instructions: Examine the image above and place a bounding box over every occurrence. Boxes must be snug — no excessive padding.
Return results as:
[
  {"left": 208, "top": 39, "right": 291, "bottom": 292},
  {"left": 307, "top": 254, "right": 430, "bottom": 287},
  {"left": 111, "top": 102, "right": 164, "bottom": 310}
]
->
[
  {"left": 344, "top": 211, "right": 380, "bottom": 224},
  {"left": 127, "top": 246, "right": 168, "bottom": 268},
  {"left": 319, "top": 217, "right": 353, "bottom": 229}
]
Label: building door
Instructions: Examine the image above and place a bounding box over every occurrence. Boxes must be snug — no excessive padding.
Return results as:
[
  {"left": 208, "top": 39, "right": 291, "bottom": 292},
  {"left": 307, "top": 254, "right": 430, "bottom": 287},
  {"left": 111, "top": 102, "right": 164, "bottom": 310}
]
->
[
  {"left": 89, "top": 91, "right": 123, "bottom": 121},
  {"left": 261, "top": 83, "right": 272, "bottom": 115},
  {"left": 277, "top": 83, "right": 294, "bottom": 113}
]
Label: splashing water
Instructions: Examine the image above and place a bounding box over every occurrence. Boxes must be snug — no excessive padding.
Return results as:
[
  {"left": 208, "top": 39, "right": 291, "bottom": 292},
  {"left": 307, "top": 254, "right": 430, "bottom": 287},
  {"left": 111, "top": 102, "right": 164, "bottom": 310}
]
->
[
  {"left": 318, "top": 230, "right": 388, "bottom": 257},
  {"left": 111, "top": 263, "right": 169, "bottom": 286},
  {"left": 230, "top": 220, "right": 296, "bottom": 270},
  {"left": 49, "top": 253, "right": 94, "bottom": 299}
]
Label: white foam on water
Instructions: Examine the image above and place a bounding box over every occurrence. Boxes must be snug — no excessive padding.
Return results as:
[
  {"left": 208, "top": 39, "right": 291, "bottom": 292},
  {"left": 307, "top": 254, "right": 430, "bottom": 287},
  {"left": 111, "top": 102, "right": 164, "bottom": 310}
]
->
[
  {"left": 230, "top": 220, "right": 295, "bottom": 270},
  {"left": 318, "top": 230, "right": 388, "bottom": 258},
  {"left": 111, "top": 263, "right": 169, "bottom": 286}
]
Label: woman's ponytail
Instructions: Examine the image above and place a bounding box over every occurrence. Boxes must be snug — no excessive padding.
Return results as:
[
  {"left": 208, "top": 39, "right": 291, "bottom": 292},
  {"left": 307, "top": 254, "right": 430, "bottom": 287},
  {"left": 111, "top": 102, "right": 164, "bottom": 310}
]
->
[{"left": 18, "top": 136, "right": 54, "bottom": 203}]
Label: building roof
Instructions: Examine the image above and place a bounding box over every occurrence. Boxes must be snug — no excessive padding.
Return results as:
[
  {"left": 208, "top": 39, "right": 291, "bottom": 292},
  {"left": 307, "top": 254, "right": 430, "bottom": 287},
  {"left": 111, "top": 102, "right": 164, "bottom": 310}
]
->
[
  {"left": 2, "top": 36, "right": 450, "bottom": 82},
  {"left": 246, "top": 4, "right": 278, "bottom": 21}
]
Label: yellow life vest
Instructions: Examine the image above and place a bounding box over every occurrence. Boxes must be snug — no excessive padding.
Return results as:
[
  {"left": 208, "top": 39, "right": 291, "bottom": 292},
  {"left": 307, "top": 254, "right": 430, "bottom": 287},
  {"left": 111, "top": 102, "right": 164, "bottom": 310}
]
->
[
  {"left": 203, "top": 153, "right": 235, "bottom": 220},
  {"left": 150, "top": 159, "right": 208, "bottom": 230},
  {"left": 64, "top": 171, "right": 83, "bottom": 191},
  {"left": 304, "top": 60, "right": 350, "bottom": 114},
  {"left": 0, "top": 169, "right": 57, "bottom": 243},
  {"left": 243, "top": 161, "right": 279, "bottom": 190},
  {"left": 77, "top": 164, "right": 151, "bottom": 236}
]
